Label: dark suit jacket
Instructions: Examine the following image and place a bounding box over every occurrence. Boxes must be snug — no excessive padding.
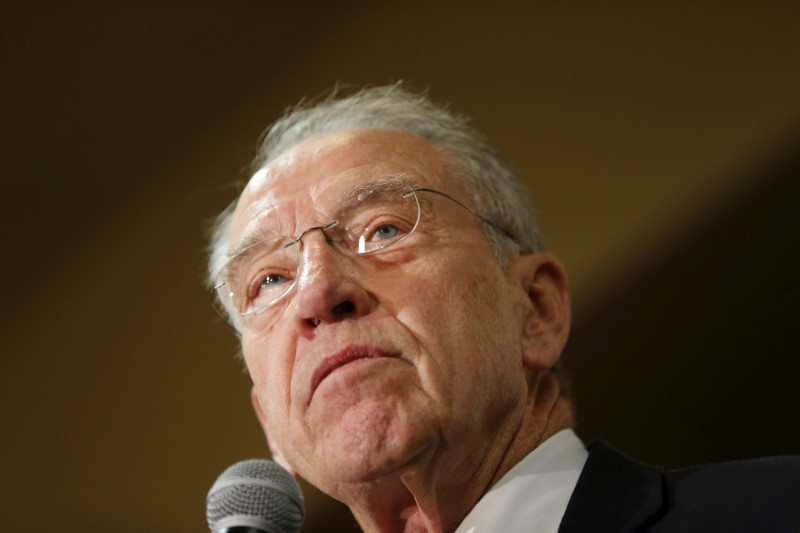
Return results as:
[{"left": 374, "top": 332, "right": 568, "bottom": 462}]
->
[{"left": 559, "top": 442, "right": 800, "bottom": 532}]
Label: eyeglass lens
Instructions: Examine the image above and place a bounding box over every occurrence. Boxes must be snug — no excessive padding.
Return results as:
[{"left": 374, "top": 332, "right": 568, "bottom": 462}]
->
[{"left": 213, "top": 185, "right": 422, "bottom": 325}]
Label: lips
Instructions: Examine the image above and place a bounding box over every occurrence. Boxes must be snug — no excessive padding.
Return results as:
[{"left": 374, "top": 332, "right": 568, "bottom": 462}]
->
[{"left": 310, "top": 345, "right": 397, "bottom": 394}]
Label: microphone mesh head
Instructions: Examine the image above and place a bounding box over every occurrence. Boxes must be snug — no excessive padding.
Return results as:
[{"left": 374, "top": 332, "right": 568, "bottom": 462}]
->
[{"left": 207, "top": 459, "right": 305, "bottom": 533}]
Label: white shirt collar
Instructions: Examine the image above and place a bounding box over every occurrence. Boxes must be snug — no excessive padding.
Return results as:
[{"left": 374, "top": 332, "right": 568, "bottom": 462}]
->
[{"left": 455, "top": 429, "right": 588, "bottom": 533}]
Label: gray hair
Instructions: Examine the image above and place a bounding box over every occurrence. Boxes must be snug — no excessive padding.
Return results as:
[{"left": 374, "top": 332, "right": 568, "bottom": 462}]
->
[{"left": 207, "top": 84, "right": 543, "bottom": 288}]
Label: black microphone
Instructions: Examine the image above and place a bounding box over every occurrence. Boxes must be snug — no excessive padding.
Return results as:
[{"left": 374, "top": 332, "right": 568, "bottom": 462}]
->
[{"left": 206, "top": 459, "right": 305, "bottom": 533}]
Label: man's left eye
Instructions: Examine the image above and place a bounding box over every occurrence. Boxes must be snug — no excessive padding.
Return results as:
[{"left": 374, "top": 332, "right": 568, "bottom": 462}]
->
[{"left": 373, "top": 224, "right": 400, "bottom": 240}]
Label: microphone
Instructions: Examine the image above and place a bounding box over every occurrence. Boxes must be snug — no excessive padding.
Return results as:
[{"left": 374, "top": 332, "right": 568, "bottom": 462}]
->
[{"left": 206, "top": 459, "right": 305, "bottom": 533}]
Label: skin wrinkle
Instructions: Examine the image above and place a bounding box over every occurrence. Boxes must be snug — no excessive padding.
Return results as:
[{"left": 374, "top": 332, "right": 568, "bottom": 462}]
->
[
  {"left": 237, "top": 174, "right": 414, "bottom": 259},
  {"left": 292, "top": 245, "right": 379, "bottom": 440},
  {"left": 258, "top": 237, "right": 368, "bottom": 456},
  {"left": 360, "top": 262, "right": 520, "bottom": 532},
  {"left": 234, "top": 129, "right": 572, "bottom": 532}
]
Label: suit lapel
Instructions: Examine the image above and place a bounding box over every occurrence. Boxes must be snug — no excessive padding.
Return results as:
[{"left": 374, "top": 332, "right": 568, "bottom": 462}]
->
[{"left": 559, "top": 442, "right": 666, "bottom": 533}]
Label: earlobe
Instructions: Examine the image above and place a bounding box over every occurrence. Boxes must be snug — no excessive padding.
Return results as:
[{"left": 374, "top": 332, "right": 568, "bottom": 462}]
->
[
  {"left": 514, "top": 252, "right": 571, "bottom": 371},
  {"left": 250, "top": 387, "right": 299, "bottom": 477}
]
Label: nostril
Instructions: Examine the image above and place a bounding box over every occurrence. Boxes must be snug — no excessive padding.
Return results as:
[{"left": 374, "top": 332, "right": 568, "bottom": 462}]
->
[
  {"left": 303, "top": 301, "right": 356, "bottom": 329},
  {"left": 332, "top": 300, "right": 355, "bottom": 317}
]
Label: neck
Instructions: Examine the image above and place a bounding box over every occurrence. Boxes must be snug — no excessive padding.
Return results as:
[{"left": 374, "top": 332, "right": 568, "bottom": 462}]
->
[{"left": 345, "top": 371, "right": 573, "bottom": 533}]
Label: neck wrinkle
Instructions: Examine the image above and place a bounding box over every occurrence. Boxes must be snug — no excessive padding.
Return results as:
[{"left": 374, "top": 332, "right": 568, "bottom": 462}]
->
[
  {"left": 487, "top": 370, "right": 573, "bottom": 489},
  {"left": 348, "top": 371, "right": 573, "bottom": 533}
]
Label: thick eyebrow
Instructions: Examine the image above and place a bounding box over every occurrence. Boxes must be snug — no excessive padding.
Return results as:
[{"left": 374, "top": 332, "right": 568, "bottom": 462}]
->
[{"left": 224, "top": 173, "right": 418, "bottom": 265}]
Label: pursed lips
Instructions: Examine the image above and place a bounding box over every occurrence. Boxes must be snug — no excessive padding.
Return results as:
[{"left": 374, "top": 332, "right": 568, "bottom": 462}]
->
[{"left": 310, "top": 345, "right": 398, "bottom": 395}]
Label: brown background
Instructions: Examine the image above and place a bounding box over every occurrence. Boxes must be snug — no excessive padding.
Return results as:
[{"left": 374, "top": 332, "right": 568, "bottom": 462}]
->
[{"left": 2, "top": 3, "right": 799, "bottom": 531}]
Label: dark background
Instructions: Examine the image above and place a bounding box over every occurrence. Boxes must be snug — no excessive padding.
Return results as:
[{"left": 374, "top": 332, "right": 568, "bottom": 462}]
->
[{"left": 2, "top": 3, "right": 798, "bottom": 531}]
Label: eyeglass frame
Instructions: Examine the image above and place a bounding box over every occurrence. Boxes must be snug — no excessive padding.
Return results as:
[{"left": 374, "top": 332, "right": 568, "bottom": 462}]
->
[{"left": 210, "top": 186, "right": 517, "bottom": 329}]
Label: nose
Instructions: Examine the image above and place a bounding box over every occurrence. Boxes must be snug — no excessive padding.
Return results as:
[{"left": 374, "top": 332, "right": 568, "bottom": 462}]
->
[{"left": 292, "top": 230, "right": 372, "bottom": 334}]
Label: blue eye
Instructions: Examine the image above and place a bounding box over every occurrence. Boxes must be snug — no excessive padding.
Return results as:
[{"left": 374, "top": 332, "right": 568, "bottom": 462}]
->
[
  {"left": 248, "top": 273, "right": 291, "bottom": 308},
  {"left": 260, "top": 274, "right": 289, "bottom": 290},
  {"left": 373, "top": 224, "right": 400, "bottom": 240}
]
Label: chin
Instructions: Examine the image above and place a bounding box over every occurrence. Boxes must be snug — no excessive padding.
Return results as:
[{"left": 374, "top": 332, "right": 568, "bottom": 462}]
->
[{"left": 313, "top": 400, "right": 434, "bottom": 486}]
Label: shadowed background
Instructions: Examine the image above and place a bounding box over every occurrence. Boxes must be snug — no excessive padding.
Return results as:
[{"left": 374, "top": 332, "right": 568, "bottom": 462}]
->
[{"left": 2, "top": 3, "right": 799, "bottom": 531}]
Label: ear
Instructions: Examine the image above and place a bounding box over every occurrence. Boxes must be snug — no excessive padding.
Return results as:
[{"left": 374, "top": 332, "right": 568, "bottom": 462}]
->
[
  {"left": 510, "top": 252, "right": 571, "bottom": 371},
  {"left": 250, "top": 387, "right": 299, "bottom": 477}
]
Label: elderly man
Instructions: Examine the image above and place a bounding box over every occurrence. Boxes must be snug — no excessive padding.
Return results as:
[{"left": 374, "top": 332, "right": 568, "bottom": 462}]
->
[{"left": 208, "top": 86, "right": 798, "bottom": 532}]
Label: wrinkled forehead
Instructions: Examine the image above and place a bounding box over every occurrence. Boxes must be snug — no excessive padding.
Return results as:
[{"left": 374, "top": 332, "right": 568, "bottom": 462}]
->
[{"left": 228, "top": 129, "right": 453, "bottom": 248}]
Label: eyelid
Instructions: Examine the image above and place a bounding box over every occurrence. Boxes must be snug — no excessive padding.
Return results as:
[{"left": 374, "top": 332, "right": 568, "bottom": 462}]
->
[
  {"left": 231, "top": 177, "right": 417, "bottom": 256},
  {"left": 223, "top": 236, "right": 288, "bottom": 286},
  {"left": 243, "top": 258, "right": 296, "bottom": 308}
]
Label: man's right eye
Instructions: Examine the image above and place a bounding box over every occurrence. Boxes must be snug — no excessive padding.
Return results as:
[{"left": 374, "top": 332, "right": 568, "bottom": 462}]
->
[
  {"left": 262, "top": 273, "right": 288, "bottom": 287},
  {"left": 246, "top": 270, "right": 292, "bottom": 308},
  {"left": 257, "top": 273, "right": 290, "bottom": 292}
]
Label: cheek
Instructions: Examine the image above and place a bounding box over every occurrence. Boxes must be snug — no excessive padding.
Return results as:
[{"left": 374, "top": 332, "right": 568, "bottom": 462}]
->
[
  {"left": 398, "top": 259, "right": 504, "bottom": 365},
  {"left": 241, "top": 338, "right": 264, "bottom": 381},
  {"left": 241, "top": 338, "right": 287, "bottom": 418},
  {"left": 242, "top": 317, "right": 295, "bottom": 377}
]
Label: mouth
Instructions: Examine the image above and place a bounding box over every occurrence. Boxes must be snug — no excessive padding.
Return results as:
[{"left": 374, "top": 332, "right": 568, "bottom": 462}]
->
[{"left": 310, "top": 345, "right": 398, "bottom": 395}]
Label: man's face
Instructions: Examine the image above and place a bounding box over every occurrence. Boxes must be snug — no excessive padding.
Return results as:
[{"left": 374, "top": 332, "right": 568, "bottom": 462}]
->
[{"left": 230, "top": 129, "right": 532, "bottom": 495}]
